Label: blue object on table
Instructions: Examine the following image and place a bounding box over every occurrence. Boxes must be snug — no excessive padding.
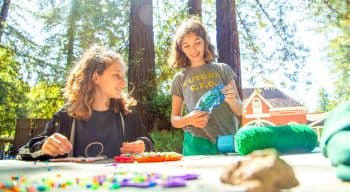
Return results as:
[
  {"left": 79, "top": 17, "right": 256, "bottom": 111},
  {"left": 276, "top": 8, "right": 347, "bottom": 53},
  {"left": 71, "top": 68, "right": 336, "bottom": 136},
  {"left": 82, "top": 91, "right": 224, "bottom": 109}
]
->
[{"left": 216, "top": 134, "right": 235, "bottom": 153}]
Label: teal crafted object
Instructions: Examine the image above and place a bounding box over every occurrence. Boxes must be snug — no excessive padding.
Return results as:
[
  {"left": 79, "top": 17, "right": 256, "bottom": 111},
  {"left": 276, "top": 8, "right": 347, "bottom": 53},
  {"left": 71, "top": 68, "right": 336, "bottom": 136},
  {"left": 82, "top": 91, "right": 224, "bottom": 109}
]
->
[
  {"left": 234, "top": 124, "right": 317, "bottom": 155},
  {"left": 321, "top": 101, "right": 350, "bottom": 181},
  {"left": 195, "top": 84, "right": 225, "bottom": 113}
]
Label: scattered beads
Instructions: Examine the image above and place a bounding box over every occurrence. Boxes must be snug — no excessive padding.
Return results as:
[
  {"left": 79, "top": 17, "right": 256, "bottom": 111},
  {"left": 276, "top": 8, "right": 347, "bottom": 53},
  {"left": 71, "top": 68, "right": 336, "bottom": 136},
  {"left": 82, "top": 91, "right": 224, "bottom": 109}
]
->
[{"left": 1, "top": 172, "right": 199, "bottom": 191}]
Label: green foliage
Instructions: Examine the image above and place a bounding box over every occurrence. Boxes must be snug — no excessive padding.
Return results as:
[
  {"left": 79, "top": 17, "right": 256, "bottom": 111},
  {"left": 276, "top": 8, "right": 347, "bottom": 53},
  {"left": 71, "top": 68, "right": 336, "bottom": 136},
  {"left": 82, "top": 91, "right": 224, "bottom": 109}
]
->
[
  {"left": 329, "top": 32, "right": 350, "bottom": 104},
  {"left": 150, "top": 129, "right": 183, "bottom": 153},
  {"left": 2, "top": 1, "right": 43, "bottom": 83},
  {"left": 317, "top": 88, "right": 337, "bottom": 112},
  {"left": 0, "top": 46, "right": 28, "bottom": 136},
  {"left": 144, "top": 92, "right": 172, "bottom": 120},
  {"left": 26, "top": 81, "right": 64, "bottom": 118},
  {"left": 308, "top": 0, "right": 350, "bottom": 108},
  {"left": 143, "top": 92, "right": 172, "bottom": 131}
]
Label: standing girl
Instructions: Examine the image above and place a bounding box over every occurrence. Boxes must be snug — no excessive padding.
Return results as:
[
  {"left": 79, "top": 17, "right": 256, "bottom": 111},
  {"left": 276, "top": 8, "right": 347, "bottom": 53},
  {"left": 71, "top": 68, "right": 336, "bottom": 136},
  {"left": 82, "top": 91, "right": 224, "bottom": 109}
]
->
[{"left": 169, "top": 18, "right": 242, "bottom": 155}]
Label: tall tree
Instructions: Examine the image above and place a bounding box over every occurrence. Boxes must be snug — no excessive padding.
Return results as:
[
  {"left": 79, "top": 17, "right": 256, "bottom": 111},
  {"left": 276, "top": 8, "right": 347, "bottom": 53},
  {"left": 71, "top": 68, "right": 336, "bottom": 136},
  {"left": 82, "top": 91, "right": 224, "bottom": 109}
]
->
[
  {"left": 216, "top": 0, "right": 242, "bottom": 99},
  {"left": 129, "top": 0, "right": 156, "bottom": 130},
  {"left": 0, "top": 46, "right": 28, "bottom": 136},
  {"left": 36, "top": 0, "right": 129, "bottom": 83},
  {"left": 0, "top": 0, "right": 41, "bottom": 82},
  {"left": 0, "top": 0, "right": 11, "bottom": 41},
  {"left": 188, "top": 0, "right": 202, "bottom": 17},
  {"left": 65, "top": 0, "right": 80, "bottom": 72}
]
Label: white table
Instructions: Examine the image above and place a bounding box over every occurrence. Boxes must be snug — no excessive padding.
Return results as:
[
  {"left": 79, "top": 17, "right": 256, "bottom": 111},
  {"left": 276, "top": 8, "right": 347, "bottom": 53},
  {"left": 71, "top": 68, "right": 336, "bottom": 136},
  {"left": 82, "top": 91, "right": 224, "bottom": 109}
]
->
[{"left": 1, "top": 153, "right": 349, "bottom": 191}]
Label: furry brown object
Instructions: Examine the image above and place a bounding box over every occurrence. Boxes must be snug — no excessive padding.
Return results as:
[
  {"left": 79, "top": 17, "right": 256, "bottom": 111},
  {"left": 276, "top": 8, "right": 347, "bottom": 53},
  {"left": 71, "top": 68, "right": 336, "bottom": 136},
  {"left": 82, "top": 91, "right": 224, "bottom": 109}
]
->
[{"left": 220, "top": 148, "right": 299, "bottom": 192}]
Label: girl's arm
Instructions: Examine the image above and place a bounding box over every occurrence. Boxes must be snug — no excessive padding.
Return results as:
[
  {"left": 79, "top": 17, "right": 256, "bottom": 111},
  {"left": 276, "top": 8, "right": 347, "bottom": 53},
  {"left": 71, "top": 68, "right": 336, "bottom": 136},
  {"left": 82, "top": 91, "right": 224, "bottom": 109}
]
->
[
  {"left": 171, "top": 95, "right": 209, "bottom": 129},
  {"left": 124, "top": 111, "right": 155, "bottom": 153}
]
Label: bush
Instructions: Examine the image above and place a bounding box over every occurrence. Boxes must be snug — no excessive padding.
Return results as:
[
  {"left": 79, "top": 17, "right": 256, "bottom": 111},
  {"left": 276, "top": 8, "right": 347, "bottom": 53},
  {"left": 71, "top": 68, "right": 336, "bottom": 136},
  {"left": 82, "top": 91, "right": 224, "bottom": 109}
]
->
[
  {"left": 144, "top": 93, "right": 172, "bottom": 130},
  {"left": 144, "top": 93, "right": 171, "bottom": 120},
  {"left": 150, "top": 129, "right": 183, "bottom": 153}
]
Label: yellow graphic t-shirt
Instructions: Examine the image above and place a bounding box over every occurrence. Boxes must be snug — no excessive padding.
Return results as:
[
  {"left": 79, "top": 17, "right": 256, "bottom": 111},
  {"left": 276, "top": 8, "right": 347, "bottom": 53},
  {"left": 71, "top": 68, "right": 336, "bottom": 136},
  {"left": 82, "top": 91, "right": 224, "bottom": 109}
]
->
[{"left": 171, "top": 62, "right": 239, "bottom": 143}]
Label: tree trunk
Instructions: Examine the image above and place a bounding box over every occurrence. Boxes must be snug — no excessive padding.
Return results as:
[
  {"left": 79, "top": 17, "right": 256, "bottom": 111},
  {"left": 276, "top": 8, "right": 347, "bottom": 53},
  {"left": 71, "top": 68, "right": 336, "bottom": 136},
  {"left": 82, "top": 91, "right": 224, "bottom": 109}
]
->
[
  {"left": 66, "top": 0, "right": 80, "bottom": 72},
  {"left": 216, "top": 0, "right": 242, "bottom": 99},
  {"left": 129, "top": 0, "right": 156, "bottom": 131},
  {"left": 188, "top": 0, "right": 202, "bottom": 17},
  {"left": 0, "top": 0, "right": 11, "bottom": 42}
]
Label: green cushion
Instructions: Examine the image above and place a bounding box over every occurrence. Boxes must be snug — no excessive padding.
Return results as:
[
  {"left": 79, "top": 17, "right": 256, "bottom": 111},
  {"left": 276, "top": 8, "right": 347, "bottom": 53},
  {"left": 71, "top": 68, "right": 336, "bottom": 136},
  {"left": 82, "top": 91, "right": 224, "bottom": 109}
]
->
[
  {"left": 183, "top": 132, "right": 217, "bottom": 156},
  {"left": 234, "top": 124, "right": 317, "bottom": 155}
]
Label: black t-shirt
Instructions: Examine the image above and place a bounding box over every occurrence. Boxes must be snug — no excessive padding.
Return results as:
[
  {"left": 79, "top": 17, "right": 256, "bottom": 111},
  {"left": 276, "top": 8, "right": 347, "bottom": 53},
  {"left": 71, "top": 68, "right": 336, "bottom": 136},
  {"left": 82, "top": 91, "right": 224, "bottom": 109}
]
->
[{"left": 74, "top": 109, "right": 124, "bottom": 157}]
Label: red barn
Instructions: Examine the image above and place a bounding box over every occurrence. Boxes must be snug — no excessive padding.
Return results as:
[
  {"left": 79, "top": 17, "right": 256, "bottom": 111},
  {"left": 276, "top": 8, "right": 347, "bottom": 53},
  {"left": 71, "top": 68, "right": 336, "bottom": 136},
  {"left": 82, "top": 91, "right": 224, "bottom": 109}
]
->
[{"left": 242, "top": 88, "right": 307, "bottom": 126}]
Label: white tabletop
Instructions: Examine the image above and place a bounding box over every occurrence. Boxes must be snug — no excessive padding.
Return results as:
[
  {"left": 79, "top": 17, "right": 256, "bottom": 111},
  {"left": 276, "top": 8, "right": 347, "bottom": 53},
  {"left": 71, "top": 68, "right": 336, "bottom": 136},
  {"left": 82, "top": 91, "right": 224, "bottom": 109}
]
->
[{"left": 0, "top": 153, "right": 349, "bottom": 191}]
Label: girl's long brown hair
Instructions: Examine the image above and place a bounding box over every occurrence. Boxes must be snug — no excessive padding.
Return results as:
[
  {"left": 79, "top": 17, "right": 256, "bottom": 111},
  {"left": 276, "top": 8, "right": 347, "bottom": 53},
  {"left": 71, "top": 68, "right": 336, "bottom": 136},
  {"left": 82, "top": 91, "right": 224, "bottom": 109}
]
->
[
  {"left": 64, "top": 46, "right": 136, "bottom": 120},
  {"left": 168, "top": 17, "right": 217, "bottom": 69}
]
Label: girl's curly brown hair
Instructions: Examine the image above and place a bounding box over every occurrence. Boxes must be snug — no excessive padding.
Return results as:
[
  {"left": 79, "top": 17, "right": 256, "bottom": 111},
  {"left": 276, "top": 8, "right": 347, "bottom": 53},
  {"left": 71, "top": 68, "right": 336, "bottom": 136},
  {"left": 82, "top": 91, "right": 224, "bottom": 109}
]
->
[
  {"left": 64, "top": 46, "right": 136, "bottom": 120},
  {"left": 168, "top": 17, "right": 217, "bottom": 68}
]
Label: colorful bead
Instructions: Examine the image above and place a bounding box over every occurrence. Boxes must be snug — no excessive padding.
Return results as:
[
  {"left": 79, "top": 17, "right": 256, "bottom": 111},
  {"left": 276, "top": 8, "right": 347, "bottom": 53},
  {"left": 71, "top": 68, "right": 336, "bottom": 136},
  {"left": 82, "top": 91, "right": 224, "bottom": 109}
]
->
[{"left": 3, "top": 170, "right": 199, "bottom": 190}]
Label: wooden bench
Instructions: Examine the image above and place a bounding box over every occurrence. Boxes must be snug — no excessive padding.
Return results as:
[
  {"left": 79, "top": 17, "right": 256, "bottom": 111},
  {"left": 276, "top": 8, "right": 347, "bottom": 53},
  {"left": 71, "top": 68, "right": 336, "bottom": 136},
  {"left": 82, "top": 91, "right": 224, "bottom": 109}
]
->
[{"left": 12, "top": 119, "right": 49, "bottom": 156}]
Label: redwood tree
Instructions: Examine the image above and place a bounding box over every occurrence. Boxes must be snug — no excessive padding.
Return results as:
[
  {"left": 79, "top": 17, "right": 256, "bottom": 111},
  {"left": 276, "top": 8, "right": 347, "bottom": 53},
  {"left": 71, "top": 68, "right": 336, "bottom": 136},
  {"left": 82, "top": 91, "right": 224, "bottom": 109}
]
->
[
  {"left": 0, "top": 0, "right": 11, "bottom": 42},
  {"left": 216, "top": 0, "right": 242, "bottom": 99},
  {"left": 129, "top": 0, "right": 156, "bottom": 130},
  {"left": 65, "top": 0, "right": 80, "bottom": 72},
  {"left": 188, "top": 0, "right": 202, "bottom": 17}
]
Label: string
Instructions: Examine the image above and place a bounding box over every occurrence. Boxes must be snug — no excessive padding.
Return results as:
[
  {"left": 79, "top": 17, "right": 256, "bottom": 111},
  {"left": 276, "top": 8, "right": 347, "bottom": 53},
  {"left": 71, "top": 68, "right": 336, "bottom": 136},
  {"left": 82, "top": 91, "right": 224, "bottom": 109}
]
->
[{"left": 85, "top": 141, "right": 104, "bottom": 157}]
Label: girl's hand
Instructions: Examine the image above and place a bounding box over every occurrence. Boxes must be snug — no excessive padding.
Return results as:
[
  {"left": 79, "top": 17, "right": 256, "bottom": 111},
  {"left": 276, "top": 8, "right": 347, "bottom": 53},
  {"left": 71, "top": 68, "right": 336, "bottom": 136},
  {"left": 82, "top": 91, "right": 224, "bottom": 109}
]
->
[
  {"left": 120, "top": 140, "right": 145, "bottom": 154},
  {"left": 185, "top": 110, "right": 209, "bottom": 128},
  {"left": 41, "top": 133, "right": 72, "bottom": 157},
  {"left": 222, "top": 80, "right": 243, "bottom": 116},
  {"left": 222, "top": 80, "right": 239, "bottom": 104}
]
